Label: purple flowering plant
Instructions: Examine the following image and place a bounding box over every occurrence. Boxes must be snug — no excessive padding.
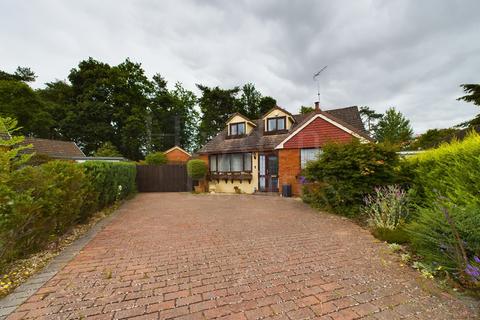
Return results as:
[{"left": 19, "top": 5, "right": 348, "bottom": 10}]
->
[{"left": 465, "top": 256, "right": 480, "bottom": 283}]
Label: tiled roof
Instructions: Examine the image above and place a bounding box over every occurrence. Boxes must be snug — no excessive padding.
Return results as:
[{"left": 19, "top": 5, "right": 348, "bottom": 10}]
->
[
  {"left": 325, "top": 106, "right": 370, "bottom": 137},
  {"left": 198, "top": 106, "right": 370, "bottom": 154},
  {"left": 22, "top": 137, "right": 86, "bottom": 158}
]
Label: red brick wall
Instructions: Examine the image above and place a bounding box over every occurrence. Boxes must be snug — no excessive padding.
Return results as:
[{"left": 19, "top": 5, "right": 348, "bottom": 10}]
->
[
  {"left": 278, "top": 149, "right": 302, "bottom": 196},
  {"left": 166, "top": 149, "right": 190, "bottom": 163},
  {"left": 197, "top": 154, "right": 209, "bottom": 165},
  {"left": 284, "top": 117, "right": 354, "bottom": 149}
]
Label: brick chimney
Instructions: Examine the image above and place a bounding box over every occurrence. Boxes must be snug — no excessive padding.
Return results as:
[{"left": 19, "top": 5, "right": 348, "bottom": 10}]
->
[{"left": 314, "top": 101, "right": 320, "bottom": 111}]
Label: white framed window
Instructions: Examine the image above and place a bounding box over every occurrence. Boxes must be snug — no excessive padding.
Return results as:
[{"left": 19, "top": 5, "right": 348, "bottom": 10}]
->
[
  {"left": 301, "top": 148, "right": 322, "bottom": 169},
  {"left": 209, "top": 155, "right": 217, "bottom": 172},
  {"left": 266, "top": 117, "right": 286, "bottom": 132},
  {"left": 229, "top": 122, "right": 245, "bottom": 136},
  {"left": 218, "top": 154, "right": 230, "bottom": 172},
  {"left": 210, "top": 153, "right": 253, "bottom": 172},
  {"left": 231, "top": 153, "right": 243, "bottom": 171}
]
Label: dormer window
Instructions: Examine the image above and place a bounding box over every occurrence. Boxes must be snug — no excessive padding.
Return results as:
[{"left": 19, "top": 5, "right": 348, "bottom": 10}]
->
[
  {"left": 229, "top": 122, "right": 245, "bottom": 136},
  {"left": 266, "top": 117, "right": 286, "bottom": 132}
]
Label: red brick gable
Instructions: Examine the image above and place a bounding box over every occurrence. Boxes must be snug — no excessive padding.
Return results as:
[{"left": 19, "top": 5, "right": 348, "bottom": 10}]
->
[
  {"left": 283, "top": 117, "right": 354, "bottom": 149},
  {"left": 165, "top": 149, "right": 190, "bottom": 163}
]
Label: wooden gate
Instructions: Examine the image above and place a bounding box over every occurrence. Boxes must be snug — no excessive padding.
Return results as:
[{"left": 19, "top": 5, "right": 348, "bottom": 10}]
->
[{"left": 136, "top": 164, "right": 192, "bottom": 192}]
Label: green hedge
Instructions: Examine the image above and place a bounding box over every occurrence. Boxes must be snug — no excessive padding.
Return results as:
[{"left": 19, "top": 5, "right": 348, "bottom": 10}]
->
[
  {"left": 0, "top": 160, "right": 136, "bottom": 269},
  {"left": 406, "top": 133, "right": 480, "bottom": 282},
  {"left": 80, "top": 161, "right": 136, "bottom": 219},
  {"left": 145, "top": 152, "right": 167, "bottom": 165}
]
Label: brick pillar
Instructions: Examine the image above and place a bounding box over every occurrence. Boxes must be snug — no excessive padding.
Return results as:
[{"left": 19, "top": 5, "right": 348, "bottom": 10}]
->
[{"left": 278, "top": 149, "right": 301, "bottom": 196}]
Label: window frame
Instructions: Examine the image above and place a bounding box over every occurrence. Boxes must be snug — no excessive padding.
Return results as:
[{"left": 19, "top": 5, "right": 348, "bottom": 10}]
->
[
  {"left": 208, "top": 152, "right": 253, "bottom": 173},
  {"left": 229, "top": 122, "right": 246, "bottom": 136},
  {"left": 266, "top": 116, "right": 287, "bottom": 132},
  {"left": 300, "top": 148, "right": 323, "bottom": 169}
]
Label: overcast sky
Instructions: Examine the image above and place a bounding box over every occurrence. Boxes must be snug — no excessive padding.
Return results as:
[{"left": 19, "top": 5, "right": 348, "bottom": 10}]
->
[{"left": 1, "top": 0, "right": 479, "bottom": 133}]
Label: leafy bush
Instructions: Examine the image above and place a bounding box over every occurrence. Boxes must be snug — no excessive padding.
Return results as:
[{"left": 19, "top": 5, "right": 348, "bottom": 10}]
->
[
  {"left": 187, "top": 159, "right": 207, "bottom": 180},
  {"left": 27, "top": 154, "right": 52, "bottom": 166},
  {"left": 363, "top": 185, "right": 408, "bottom": 230},
  {"left": 145, "top": 152, "right": 167, "bottom": 165},
  {"left": 302, "top": 139, "right": 400, "bottom": 217},
  {"left": 0, "top": 161, "right": 87, "bottom": 264},
  {"left": 371, "top": 227, "right": 409, "bottom": 244},
  {"left": 408, "top": 204, "right": 480, "bottom": 286},
  {"left": 406, "top": 133, "right": 480, "bottom": 286},
  {"left": 94, "top": 142, "right": 123, "bottom": 157},
  {"left": 407, "top": 132, "right": 480, "bottom": 209},
  {"left": 0, "top": 160, "right": 136, "bottom": 269},
  {"left": 0, "top": 117, "right": 137, "bottom": 269},
  {"left": 80, "top": 161, "right": 136, "bottom": 220}
]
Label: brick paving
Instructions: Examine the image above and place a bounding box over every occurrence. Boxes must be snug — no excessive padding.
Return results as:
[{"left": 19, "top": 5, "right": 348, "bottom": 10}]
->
[{"left": 5, "top": 193, "right": 478, "bottom": 319}]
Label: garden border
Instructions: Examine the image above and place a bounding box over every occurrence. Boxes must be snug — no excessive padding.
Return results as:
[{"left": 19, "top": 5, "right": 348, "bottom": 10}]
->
[{"left": 0, "top": 202, "right": 129, "bottom": 319}]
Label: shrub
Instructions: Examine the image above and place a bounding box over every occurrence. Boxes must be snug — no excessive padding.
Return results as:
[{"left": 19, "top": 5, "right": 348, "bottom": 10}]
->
[
  {"left": 0, "top": 123, "right": 137, "bottom": 270},
  {"left": 187, "top": 159, "right": 207, "bottom": 180},
  {"left": 407, "top": 132, "right": 480, "bottom": 209},
  {"left": 0, "top": 160, "right": 137, "bottom": 269},
  {"left": 94, "top": 142, "right": 123, "bottom": 157},
  {"left": 406, "top": 133, "right": 480, "bottom": 286},
  {"left": 363, "top": 185, "right": 408, "bottom": 230},
  {"left": 302, "top": 139, "right": 400, "bottom": 217},
  {"left": 0, "top": 161, "right": 86, "bottom": 264},
  {"left": 80, "top": 161, "right": 137, "bottom": 220},
  {"left": 145, "top": 152, "right": 167, "bottom": 165},
  {"left": 371, "top": 227, "right": 409, "bottom": 244},
  {"left": 27, "top": 154, "right": 52, "bottom": 166},
  {"left": 408, "top": 204, "right": 480, "bottom": 286}
]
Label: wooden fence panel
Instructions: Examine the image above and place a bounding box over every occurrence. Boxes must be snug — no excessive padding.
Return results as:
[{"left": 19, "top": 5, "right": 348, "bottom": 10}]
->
[{"left": 136, "top": 164, "right": 192, "bottom": 192}]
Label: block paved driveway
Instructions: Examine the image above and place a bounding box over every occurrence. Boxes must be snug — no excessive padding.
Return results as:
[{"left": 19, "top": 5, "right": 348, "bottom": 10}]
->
[{"left": 7, "top": 193, "right": 478, "bottom": 320}]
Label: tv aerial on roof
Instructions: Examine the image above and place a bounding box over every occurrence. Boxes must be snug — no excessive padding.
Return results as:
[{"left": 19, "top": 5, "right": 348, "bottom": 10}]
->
[{"left": 313, "top": 66, "right": 328, "bottom": 106}]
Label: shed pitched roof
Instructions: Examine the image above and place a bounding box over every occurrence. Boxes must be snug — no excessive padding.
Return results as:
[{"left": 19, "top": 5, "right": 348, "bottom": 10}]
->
[
  {"left": 198, "top": 106, "right": 370, "bottom": 154},
  {"left": 164, "top": 145, "right": 192, "bottom": 156},
  {"left": 22, "top": 138, "right": 86, "bottom": 158}
]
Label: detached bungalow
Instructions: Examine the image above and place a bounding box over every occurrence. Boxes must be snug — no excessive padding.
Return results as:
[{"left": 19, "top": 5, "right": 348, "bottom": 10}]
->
[{"left": 197, "top": 104, "right": 371, "bottom": 196}]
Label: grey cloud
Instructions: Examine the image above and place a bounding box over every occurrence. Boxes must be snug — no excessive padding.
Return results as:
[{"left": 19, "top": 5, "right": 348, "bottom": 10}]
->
[{"left": 1, "top": 0, "right": 479, "bottom": 133}]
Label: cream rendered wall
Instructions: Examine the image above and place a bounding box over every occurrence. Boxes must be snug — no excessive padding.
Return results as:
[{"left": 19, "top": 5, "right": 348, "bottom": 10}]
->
[
  {"left": 226, "top": 115, "right": 255, "bottom": 135},
  {"left": 207, "top": 152, "right": 259, "bottom": 194},
  {"left": 263, "top": 109, "right": 294, "bottom": 130}
]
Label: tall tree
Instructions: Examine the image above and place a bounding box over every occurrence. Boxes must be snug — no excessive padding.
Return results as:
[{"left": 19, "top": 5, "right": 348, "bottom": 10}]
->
[
  {"left": 61, "top": 57, "right": 152, "bottom": 160},
  {"left": 238, "top": 83, "right": 262, "bottom": 119},
  {"left": 408, "top": 128, "right": 458, "bottom": 150},
  {"left": 149, "top": 76, "right": 198, "bottom": 153},
  {"left": 299, "top": 106, "right": 314, "bottom": 114},
  {"left": 257, "top": 96, "right": 277, "bottom": 116},
  {"left": 457, "top": 84, "right": 480, "bottom": 127},
  {"left": 36, "top": 80, "right": 75, "bottom": 139},
  {"left": 374, "top": 107, "right": 413, "bottom": 145},
  {"left": 0, "top": 76, "right": 53, "bottom": 137},
  {"left": 359, "top": 106, "right": 382, "bottom": 135},
  {"left": 0, "top": 66, "right": 36, "bottom": 82},
  {"left": 171, "top": 82, "right": 198, "bottom": 152},
  {"left": 196, "top": 85, "right": 240, "bottom": 146}
]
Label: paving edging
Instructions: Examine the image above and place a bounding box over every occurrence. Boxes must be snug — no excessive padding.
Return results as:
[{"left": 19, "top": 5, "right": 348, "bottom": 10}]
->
[{"left": 0, "top": 204, "right": 128, "bottom": 319}]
